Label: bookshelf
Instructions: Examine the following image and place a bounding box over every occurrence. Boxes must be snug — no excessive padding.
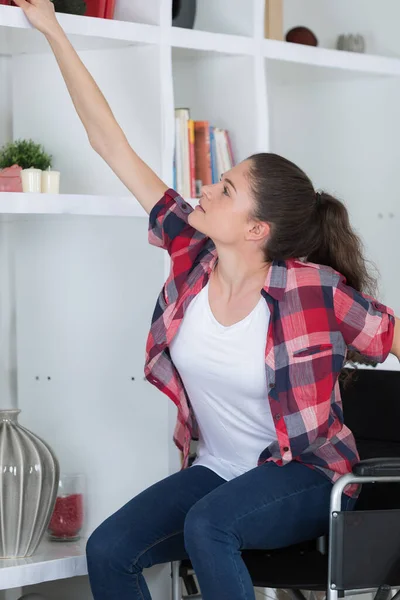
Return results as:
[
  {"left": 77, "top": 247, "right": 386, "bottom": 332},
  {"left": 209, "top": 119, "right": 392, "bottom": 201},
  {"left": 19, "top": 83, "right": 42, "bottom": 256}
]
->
[{"left": 0, "top": 1, "right": 400, "bottom": 599}]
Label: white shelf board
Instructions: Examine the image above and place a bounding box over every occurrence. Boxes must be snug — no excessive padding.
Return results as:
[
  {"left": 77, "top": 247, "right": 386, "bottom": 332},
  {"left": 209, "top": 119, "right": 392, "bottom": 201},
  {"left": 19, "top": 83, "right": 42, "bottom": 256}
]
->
[
  {"left": 0, "top": 538, "right": 87, "bottom": 590},
  {"left": 170, "top": 26, "right": 254, "bottom": 56},
  {"left": 0, "top": 193, "right": 147, "bottom": 218},
  {"left": 0, "top": 5, "right": 159, "bottom": 55},
  {"left": 264, "top": 39, "right": 400, "bottom": 83}
]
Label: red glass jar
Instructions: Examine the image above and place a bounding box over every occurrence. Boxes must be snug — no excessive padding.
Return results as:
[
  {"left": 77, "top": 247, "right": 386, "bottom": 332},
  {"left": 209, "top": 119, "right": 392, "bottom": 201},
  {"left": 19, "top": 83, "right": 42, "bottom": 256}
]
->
[{"left": 48, "top": 473, "right": 85, "bottom": 542}]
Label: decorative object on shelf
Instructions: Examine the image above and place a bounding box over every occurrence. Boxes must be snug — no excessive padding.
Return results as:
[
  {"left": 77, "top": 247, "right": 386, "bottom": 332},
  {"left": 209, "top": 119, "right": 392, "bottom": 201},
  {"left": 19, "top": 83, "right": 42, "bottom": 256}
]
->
[
  {"left": 85, "top": 0, "right": 106, "bottom": 18},
  {"left": 0, "top": 409, "right": 60, "bottom": 558},
  {"left": 42, "top": 167, "right": 61, "bottom": 194},
  {"left": 337, "top": 34, "right": 365, "bottom": 53},
  {"left": 50, "top": 0, "right": 116, "bottom": 18},
  {"left": 48, "top": 473, "right": 85, "bottom": 542},
  {"left": 104, "top": 0, "right": 115, "bottom": 19},
  {"left": 0, "top": 139, "right": 52, "bottom": 171},
  {"left": 172, "top": 0, "right": 196, "bottom": 29},
  {"left": 286, "top": 26, "right": 318, "bottom": 47},
  {"left": 21, "top": 167, "right": 42, "bottom": 193},
  {"left": 51, "top": 0, "right": 86, "bottom": 15},
  {"left": 0, "top": 164, "right": 23, "bottom": 192},
  {"left": 264, "top": 0, "right": 283, "bottom": 41}
]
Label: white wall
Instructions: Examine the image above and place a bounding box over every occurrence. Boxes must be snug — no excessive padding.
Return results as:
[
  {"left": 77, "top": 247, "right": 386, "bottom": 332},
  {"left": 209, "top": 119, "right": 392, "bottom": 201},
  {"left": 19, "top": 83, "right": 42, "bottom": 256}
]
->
[{"left": 194, "top": 0, "right": 256, "bottom": 36}]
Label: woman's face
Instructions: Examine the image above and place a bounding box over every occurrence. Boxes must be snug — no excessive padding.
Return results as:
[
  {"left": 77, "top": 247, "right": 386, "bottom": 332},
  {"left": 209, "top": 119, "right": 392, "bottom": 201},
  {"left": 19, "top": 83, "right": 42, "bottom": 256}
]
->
[{"left": 188, "top": 160, "right": 269, "bottom": 247}]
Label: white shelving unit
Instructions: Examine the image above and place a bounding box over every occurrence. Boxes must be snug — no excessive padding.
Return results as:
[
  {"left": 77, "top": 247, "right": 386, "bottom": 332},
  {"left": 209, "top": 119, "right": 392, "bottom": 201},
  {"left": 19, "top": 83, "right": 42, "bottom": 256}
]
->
[
  {"left": 0, "top": 539, "right": 87, "bottom": 590},
  {"left": 0, "top": 193, "right": 147, "bottom": 218},
  {"left": 0, "top": 1, "right": 399, "bottom": 599}
]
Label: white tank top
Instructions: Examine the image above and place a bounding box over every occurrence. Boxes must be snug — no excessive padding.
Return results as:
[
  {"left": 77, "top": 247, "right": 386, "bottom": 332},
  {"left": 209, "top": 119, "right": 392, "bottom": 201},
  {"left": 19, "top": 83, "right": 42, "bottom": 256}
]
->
[{"left": 169, "top": 281, "right": 277, "bottom": 481}]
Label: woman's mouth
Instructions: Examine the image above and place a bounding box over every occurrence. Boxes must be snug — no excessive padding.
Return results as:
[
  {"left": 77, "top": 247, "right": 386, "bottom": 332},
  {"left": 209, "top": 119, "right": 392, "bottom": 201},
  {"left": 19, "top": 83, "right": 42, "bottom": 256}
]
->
[{"left": 195, "top": 204, "right": 205, "bottom": 213}]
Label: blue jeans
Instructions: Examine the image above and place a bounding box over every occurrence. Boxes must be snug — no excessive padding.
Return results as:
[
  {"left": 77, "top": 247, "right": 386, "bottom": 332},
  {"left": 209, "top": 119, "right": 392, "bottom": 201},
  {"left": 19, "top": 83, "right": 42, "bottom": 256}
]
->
[{"left": 86, "top": 461, "right": 355, "bottom": 600}]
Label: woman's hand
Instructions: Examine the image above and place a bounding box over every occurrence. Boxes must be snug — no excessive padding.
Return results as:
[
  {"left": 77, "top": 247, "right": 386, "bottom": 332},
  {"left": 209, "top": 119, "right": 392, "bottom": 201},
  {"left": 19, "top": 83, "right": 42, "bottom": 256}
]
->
[{"left": 12, "top": 0, "right": 61, "bottom": 38}]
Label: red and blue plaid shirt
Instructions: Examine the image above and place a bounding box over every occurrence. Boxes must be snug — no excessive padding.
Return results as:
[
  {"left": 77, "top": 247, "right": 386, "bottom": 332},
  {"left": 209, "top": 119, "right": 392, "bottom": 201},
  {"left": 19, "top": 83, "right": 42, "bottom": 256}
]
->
[{"left": 144, "top": 189, "right": 395, "bottom": 494}]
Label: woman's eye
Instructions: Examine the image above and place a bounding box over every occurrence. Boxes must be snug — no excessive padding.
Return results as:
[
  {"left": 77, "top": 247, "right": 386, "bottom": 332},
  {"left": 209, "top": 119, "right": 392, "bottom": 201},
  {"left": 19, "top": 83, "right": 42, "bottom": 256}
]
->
[{"left": 223, "top": 185, "right": 229, "bottom": 196}]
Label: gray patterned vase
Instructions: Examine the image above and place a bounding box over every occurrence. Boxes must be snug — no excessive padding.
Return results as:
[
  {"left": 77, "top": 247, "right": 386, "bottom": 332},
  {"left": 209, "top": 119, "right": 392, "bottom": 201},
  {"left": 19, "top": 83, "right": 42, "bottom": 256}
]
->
[{"left": 0, "top": 409, "right": 60, "bottom": 558}]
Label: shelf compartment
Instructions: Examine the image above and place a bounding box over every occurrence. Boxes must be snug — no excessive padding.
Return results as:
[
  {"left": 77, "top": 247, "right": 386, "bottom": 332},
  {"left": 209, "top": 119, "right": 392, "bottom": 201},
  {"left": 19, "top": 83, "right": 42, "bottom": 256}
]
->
[
  {"left": 283, "top": 0, "right": 400, "bottom": 58},
  {"left": 172, "top": 47, "right": 257, "bottom": 168},
  {"left": 10, "top": 43, "right": 163, "bottom": 196},
  {"left": 264, "top": 39, "right": 400, "bottom": 84},
  {"left": 190, "top": 0, "right": 256, "bottom": 37}
]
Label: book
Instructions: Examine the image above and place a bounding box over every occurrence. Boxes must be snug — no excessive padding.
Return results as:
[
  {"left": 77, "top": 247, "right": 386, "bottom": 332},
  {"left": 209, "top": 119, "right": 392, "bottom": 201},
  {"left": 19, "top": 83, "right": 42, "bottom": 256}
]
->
[
  {"left": 225, "top": 130, "right": 235, "bottom": 168},
  {"left": 209, "top": 126, "right": 218, "bottom": 184},
  {"left": 175, "top": 115, "right": 183, "bottom": 195},
  {"left": 104, "top": 0, "right": 116, "bottom": 19},
  {"left": 173, "top": 113, "right": 235, "bottom": 197},
  {"left": 264, "top": 0, "right": 284, "bottom": 41},
  {"left": 188, "top": 120, "right": 196, "bottom": 199},
  {"left": 194, "top": 121, "right": 212, "bottom": 191},
  {"left": 175, "top": 108, "right": 191, "bottom": 198},
  {"left": 85, "top": 0, "right": 107, "bottom": 18}
]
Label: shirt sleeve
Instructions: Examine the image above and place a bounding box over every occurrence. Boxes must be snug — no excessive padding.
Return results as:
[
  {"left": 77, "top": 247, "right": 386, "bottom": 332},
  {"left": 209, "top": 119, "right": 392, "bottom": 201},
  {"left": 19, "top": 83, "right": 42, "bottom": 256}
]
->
[
  {"left": 148, "top": 188, "right": 204, "bottom": 256},
  {"left": 332, "top": 272, "right": 395, "bottom": 362}
]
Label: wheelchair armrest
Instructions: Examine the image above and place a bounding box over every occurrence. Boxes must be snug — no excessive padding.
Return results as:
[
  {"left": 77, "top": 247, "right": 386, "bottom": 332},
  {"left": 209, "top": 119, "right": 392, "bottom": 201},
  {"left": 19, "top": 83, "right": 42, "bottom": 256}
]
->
[{"left": 352, "top": 457, "right": 400, "bottom": 477}]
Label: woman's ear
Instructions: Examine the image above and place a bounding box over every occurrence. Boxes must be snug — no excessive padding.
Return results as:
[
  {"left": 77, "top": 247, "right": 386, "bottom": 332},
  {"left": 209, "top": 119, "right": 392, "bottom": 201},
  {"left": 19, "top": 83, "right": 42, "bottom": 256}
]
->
[{"left": 246, "top": 220, "right": 270, "bottom": 242}]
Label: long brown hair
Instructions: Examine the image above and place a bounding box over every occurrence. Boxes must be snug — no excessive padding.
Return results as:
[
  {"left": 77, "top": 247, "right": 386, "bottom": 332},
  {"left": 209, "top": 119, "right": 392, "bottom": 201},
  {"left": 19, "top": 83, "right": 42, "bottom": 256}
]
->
[{"left": 247, "top": 152, "right": 378, "bottom": 371}]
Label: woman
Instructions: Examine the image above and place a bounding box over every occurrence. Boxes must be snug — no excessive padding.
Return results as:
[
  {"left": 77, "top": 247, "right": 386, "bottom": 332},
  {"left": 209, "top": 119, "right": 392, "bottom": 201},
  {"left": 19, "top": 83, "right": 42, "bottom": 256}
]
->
[{"left": 15, "top": 1, "right": 400, "bottom": 599}]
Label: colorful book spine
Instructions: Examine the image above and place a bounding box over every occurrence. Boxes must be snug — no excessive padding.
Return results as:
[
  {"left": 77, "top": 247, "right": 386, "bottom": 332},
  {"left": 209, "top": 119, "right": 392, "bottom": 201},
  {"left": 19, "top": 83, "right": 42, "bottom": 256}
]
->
[
  {"left": 175, "top": 114, "right": 183, "bottom": 195},
  {"left": 225, "top": 130, "right": 235, "bottom": 167},
  {"left": 209, "top": 126, "right": 218, "bottom": 184},
  {"left": 175, "top": 108, "right": 191, "bottom": 198},
  {"left": 194, "top": 121, "right": 212, "bottom": 190},
  {"left": 173, "top": 115, "right": 235, "bottom": 196},
  {"left": 85, "top": 0, "right": 107, "bottom": 18},
  {"left": 104, "top": 0, "right": 116, "bottom": 19},
  {"left": 188, "top": 119, "right": 196, "bottom": 199}
]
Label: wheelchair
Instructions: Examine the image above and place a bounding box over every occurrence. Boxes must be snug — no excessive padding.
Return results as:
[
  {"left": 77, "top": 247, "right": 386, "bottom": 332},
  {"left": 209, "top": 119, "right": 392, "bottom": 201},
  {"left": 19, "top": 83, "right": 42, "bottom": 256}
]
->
[{"left": 170, "top": 368, "right": 400, "bottom": 600}]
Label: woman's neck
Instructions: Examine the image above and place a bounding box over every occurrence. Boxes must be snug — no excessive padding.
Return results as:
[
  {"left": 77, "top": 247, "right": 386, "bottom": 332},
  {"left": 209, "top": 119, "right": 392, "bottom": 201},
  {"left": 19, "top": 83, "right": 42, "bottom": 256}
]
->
[{"left": 212, "top": 247, "right": 270, "bottom": 299}]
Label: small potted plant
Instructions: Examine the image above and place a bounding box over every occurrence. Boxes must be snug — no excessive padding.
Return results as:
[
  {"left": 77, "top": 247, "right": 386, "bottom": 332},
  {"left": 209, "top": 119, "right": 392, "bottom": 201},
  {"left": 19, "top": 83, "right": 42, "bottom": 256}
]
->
[{"left": 0, "top": 139, "right": 52, "bottom": 192}]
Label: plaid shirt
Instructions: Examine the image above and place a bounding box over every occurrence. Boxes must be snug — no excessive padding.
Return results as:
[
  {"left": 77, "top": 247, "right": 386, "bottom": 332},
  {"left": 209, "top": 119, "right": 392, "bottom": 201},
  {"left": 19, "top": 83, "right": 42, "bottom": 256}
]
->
[{"left": 144, "top": 189, "right": 395, "bottom": 494}]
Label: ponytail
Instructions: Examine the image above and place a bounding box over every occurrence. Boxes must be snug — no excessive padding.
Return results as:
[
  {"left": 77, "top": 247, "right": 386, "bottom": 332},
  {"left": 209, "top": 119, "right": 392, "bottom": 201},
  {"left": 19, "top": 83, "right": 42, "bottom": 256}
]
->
[
  {"left": 307, "top": 192, "right": 379, "bottom": 371},
  {"left": 307, "top": 191, "right": 377, "bottom": 297},
  {"left": 248, "top": 153, "right": 379, "bottom": 371}
]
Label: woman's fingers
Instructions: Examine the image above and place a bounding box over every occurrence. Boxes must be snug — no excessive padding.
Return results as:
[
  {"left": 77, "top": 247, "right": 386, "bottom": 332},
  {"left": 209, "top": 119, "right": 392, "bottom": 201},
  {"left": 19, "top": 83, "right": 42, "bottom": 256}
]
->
[
  {"left": 11, "top": 0, "right": 58, "bottom": 35},
  {"left": 11, "top": 0, "right": 32, "bottom": 9}
]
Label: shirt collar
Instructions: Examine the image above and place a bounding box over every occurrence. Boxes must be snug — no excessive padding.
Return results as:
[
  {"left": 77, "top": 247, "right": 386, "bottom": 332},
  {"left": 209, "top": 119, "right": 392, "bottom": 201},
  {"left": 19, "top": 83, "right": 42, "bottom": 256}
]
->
[{"left": 263, "top": 260, "right": 288, "bottom": 301}]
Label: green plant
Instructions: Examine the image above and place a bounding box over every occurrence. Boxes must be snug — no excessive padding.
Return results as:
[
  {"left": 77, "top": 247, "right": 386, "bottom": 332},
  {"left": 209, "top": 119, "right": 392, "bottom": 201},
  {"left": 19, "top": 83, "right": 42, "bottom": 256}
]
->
[
  {"left": 0, "top": 139, "right": 52, "bottom": 170},
  {"left": 51, "top": 0, "right": 87, "bottom": 15}
]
